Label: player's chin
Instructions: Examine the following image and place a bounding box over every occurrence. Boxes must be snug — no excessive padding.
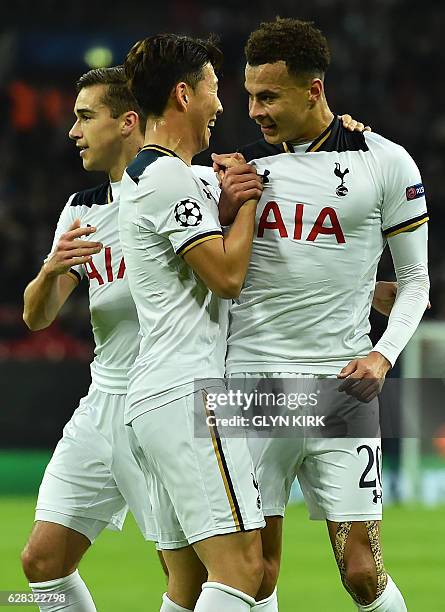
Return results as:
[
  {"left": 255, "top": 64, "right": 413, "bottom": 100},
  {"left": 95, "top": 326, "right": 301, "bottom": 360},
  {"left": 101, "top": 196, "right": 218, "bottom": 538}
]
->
[
  {"left": 261, "top": 130, "right": 282, "bottom": 145},
  {"left": 200, "top": 130, "right": 211, "bottom": 151},
  {"left": 81, "top": 156, "right": 94, "bottom": 170},
  {"left": 83, "top": 158, "right": 102, "bottom": 172}
]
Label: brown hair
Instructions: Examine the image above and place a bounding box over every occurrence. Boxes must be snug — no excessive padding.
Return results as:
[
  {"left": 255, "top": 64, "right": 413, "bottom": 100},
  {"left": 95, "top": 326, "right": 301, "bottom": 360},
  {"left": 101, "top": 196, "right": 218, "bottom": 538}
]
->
[
  {"left": 124, "top": 33, "right": 223, "bottom": 117},
  {"left": 245, "top": 18, "right": 330, "bottom": 82},
  {"left": 76, "top": 66, "right": 146, "bottom": 133}
]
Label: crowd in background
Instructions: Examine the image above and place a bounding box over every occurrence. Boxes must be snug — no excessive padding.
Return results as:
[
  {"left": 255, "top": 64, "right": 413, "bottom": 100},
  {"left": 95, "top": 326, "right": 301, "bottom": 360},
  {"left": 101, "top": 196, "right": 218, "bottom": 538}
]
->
[{"left": 1, "top": 0, "right": 444, "bottom": 359}]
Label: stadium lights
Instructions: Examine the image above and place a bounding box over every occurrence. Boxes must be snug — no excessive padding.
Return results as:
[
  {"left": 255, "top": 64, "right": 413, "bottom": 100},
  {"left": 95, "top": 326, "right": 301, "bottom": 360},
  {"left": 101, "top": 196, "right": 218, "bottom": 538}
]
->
[{"left": 84, "top": 46, "right": 113, "bottom": 68}]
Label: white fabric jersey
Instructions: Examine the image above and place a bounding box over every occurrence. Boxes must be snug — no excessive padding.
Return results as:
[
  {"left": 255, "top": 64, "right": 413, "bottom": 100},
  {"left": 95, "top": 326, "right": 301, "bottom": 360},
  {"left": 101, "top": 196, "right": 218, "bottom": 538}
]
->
[
  {"left": 50, "top": 181, "right": 139, "bottom": 394},
  {"left": 227, "top": 119, "right": 428, "bottom": 375},
  {"left": 191, "top": 164, "right": 220, "bottom": 197},
  {"left": 119, "top": 145, "right": 228, "bottom": 422}
]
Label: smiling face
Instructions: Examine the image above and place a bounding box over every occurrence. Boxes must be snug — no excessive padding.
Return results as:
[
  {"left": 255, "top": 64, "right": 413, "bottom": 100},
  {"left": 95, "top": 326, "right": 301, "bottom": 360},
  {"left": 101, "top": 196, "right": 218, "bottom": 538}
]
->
[
  {"left": 245, "top": 61, "right": 315, "bottom": 145},
  {"left": 68, "top": 84, "right": 125, "bottom": 173},
  {"left": 187, "top": 62, "right": 223, "bottom": 154}
]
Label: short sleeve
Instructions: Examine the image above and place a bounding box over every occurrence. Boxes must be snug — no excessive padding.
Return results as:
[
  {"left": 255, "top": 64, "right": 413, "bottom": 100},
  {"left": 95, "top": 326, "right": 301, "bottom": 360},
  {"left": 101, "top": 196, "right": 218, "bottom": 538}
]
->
[
  {"left": 47, "top": 194, "right": 84, "bottom": 282},
  {"left": 139, "top": 158, "right": 222, "bottom": 256},
  {"left": 381, "top": 144, "right": 429, "bottom": 238}
]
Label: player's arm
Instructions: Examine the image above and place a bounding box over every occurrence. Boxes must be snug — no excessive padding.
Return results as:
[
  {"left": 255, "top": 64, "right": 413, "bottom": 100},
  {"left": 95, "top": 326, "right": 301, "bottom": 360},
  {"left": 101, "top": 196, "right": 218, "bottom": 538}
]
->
[
  {"left": 184, "top": 158, "right": 263, "bottom": 298},
  {"left": 371, "top": 281, "right": 397, "bottom": 316},
  {"left": 372, "top": 280, "right": 431, "bottom": 316},
  {"left": 339, "top": 223, "right": 429, "bottom": 402},
  {"left": 184, "top": 198, "right": 258, "bottom": 299},
  {"left": 372, "top": 224, "right": 430, "bottom": 364},
  {"left": 23, "top": 219, "right": 102, "bottom": 330}
]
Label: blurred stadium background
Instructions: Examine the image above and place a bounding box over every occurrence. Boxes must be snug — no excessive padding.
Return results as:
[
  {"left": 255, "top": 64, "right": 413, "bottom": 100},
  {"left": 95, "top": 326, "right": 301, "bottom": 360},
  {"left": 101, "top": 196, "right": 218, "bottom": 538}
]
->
[{"left": 0, "top": 0, "right": 444, "bottom": 609}]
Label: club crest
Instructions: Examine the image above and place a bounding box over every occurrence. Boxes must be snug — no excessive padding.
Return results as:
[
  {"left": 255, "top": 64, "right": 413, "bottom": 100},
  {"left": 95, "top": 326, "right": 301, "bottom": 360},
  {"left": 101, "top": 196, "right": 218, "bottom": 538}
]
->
[{"left": 334, "top": 163, "right": 349, "bottom": 197}]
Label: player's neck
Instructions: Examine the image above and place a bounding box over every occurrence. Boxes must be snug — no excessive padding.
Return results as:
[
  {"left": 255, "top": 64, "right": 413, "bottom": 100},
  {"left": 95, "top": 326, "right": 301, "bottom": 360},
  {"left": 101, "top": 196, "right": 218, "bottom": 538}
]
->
[
  {"left": 108, "top": 140, "right": 142, "bottom": 182},
  {"left": 108, "top": 160, "right": 126, "bottom": 183},
  {"left": 144, "top": 114, "right": 195, "bottom": 165},
  {"left": 290, "top": 103, "right": 334, "bottom": 145}
]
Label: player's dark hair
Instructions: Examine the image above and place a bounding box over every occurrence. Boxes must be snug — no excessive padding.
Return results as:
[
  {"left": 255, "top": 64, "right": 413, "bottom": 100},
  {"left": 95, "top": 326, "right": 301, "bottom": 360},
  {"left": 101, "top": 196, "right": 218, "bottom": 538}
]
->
[
  {"left": 245, "top": 18, "right": 331, "bottom": 81},
  {"left": 76, "top": 66, "right": 146, "bottom": 134},
  {"left": 124, "top": 33, "right": 223, "bottom": 117}
]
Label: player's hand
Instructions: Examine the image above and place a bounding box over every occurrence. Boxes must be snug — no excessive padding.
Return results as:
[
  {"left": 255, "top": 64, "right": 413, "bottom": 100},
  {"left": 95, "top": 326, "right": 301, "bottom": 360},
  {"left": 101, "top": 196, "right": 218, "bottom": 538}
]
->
[
  {"left": 217, "top": 163, "right": 263, "bottom": 226},
  {"left": 339, "top": 114, "right": 371, "bottom": 132},
  {"left": 212, "top": 152, "right": 247, "bottom": 183},
  {"left": 43, "top": 218, "right": 102, "bottom": 278},
  {"left": 337, "top": 351, "right": 391, "bottom": 403}
]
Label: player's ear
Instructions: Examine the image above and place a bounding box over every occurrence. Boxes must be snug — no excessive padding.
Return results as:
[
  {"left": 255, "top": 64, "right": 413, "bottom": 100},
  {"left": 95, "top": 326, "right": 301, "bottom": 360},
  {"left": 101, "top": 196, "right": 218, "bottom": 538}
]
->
[
  {"left": 175, "top": 82, "right": 190, "bottom": 112},
  {"left": 308, "top": 78, "right": 324, "bottom": 107},
  {"left": 121, "top": 111, "right": 139, "bottom": 136}
]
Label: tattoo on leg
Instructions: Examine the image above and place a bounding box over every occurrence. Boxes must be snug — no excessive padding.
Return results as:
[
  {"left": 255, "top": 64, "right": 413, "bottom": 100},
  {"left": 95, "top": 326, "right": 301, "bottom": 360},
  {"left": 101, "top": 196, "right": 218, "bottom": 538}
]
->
[
  {"left": 334, "top": 521, "right": 388, "bottom": 606},
  {"left": 333, "top": 522, "right": 359, "bottom": 602},
  {"left": 333, "top": 522, "right": 351, "bottom": 575},
  {"left": 365, "top": 520, "right": 388, "bottom": 599}
]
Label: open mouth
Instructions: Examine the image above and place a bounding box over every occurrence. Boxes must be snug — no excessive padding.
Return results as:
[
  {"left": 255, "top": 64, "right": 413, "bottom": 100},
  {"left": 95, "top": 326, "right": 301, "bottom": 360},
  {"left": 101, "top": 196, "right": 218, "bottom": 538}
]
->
[{"left": 78, "top": 146, "right": 88, "bottom": 156}]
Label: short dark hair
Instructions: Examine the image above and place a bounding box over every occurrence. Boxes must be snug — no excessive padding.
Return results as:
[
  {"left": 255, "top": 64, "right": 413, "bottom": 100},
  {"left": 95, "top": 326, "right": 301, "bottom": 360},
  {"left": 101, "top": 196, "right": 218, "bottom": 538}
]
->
[
  {"left": 124, "top": 34, "right": 223, "bottom": 118},
  {"left": 76, "top": 66, "right": 146, "bottom": 133},
  {"left": 245, "top": 18, "right": 330, "bottom": 81}
]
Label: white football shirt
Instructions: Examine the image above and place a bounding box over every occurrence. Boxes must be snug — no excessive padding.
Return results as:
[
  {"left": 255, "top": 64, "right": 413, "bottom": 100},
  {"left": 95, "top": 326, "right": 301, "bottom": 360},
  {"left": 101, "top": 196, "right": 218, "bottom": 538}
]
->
[
  {"left": 226, "top": 118, "right": 428, "bottom": 375},
  {"left": 119, "top": 145, "right": 228, "bottom": 422},
  {"left": 50, "top": 181, "right": 139, "bottom": 394}
]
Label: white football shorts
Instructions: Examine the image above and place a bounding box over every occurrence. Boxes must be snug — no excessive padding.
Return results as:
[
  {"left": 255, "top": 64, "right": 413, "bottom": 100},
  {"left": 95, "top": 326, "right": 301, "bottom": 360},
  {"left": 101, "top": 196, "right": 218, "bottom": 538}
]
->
[
  {"left": 35, "top": 385, "right": 156, "bottom": 543},
  {"left": 127, "top": 389, "right": 265, "bottom": 549},
  {"left": 233, "top": 373, "right": 383, "bottom": 522}
]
